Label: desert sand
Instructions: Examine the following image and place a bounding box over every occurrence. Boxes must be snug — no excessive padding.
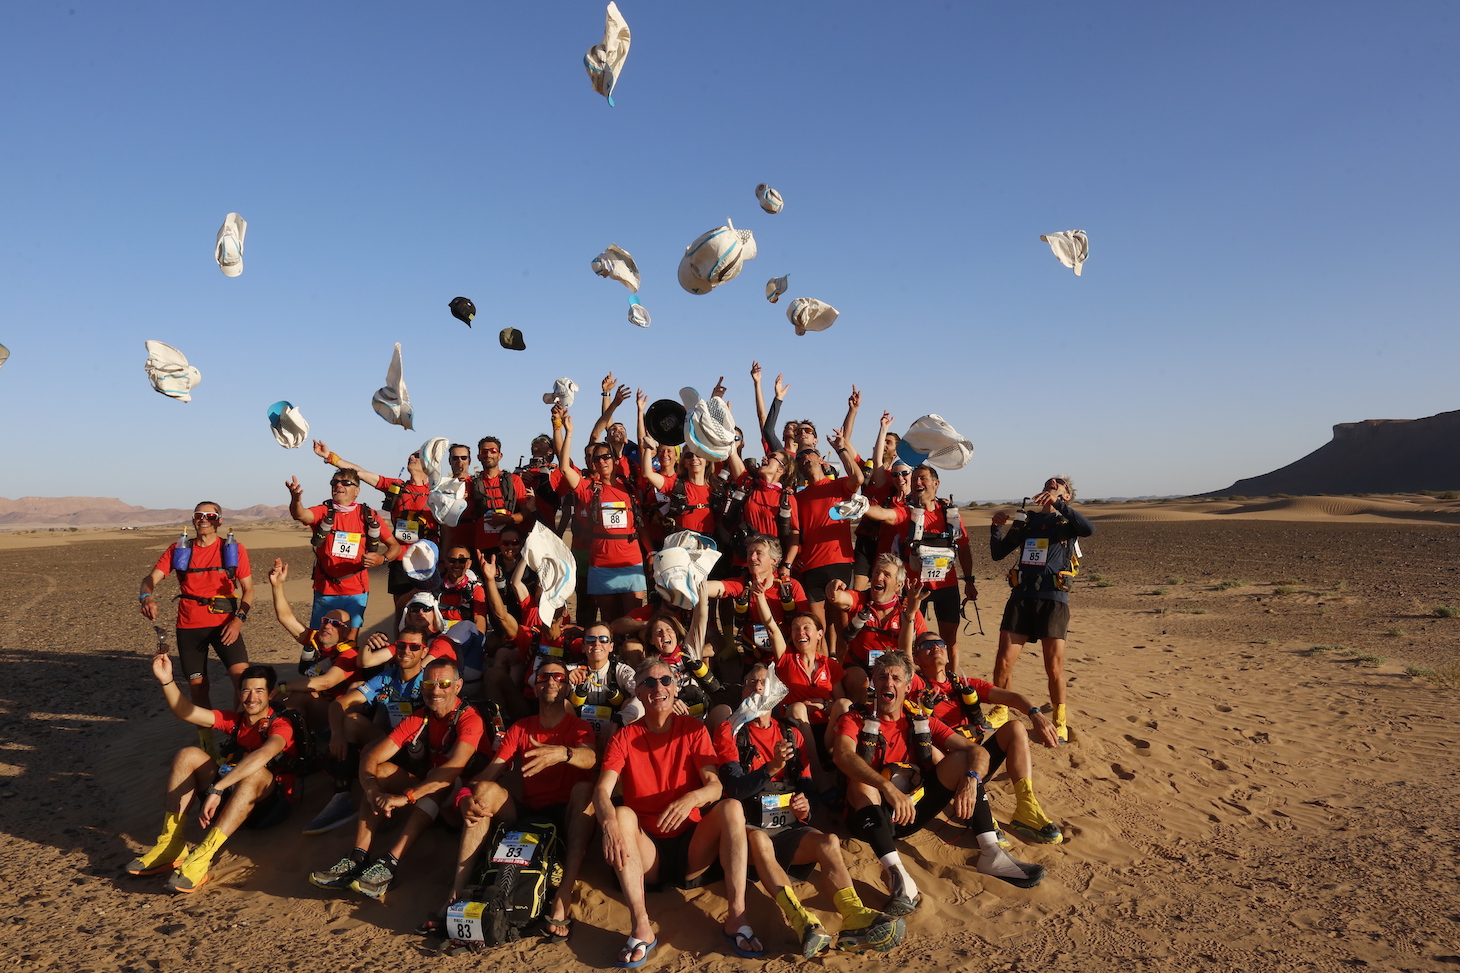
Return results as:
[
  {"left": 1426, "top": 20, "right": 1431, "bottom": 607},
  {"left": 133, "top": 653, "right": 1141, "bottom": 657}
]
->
[{"left": 1, "top": 500, "right": 1458, "bottom": 972}]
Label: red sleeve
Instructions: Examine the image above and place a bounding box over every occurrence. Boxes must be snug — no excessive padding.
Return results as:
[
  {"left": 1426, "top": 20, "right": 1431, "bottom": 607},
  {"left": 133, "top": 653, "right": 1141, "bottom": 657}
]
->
[
  {"left": 265, "top": 712, "right": 295, "bottom": 749},
  {"left": 930, "top": 717, "right": 957, "bottom": 750},
  {"left": 913, "top": 612, "right": 929, "bottom": 636},
  {"left": 602, "top": 724, "right": 630, "bottom": 774},
  {"left": 567, "top": 718, "right": 595, "bottom": 748},
  {"left": 388, "top": 713, "right": 427, "bottom": 748},
  {"left": 428, "top": 635, "right": 457, "bottom": 663},
  {"left": 471, "top": 585, "right": 488, "bottom": 615},
  {"left": 834, "top": 711, "right": 861, "bottom": 741},
  {"left": 890, "top": 505, "right": 911, "bottom": 528},
  {"left": 308, "top": 503, "right": 329, "bottom": 523},
  {"left": 786, "top": 493, "right": 800, "bottom": 531},
  {"left": 331, "top": 648, "right": 360, "bottom": 675},
  {"left": 966, "top": 678, "right": 995, "bottom": 701},
  {"left": 689, "top": 721, "right": 718, "bottom": 771},
  {"left": 712, "top": 720, "right": 737, "bottom": 765},
  {"left": 718, "top": 579, "right": 745, "bottom": 598},
  {"left": 495, "top": 722, "right": 527, "bottom": 764},
  {"left": 791, "top": 581, "right": 811, "bottom": 614},
  {"left": 153, "top": 545, "right": 175, "bottom": 574},
  {"left": 454, "top": 707, "right": 485, "bottom": 751},
  {"left": 845, "top": 589, "right": 866, "bottom": 615},
  {"left": 210, "top": 709, "right": 238, "bottom": 733},
  {"left": 793, "top": 727, "right": 813, "bottom": 781}
]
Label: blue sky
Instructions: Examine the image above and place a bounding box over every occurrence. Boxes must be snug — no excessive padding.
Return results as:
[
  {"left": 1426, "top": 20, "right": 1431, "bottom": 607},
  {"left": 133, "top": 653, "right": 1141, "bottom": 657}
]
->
[{"left": 0, "top": 2, "right": 1456, "bottom": 508}]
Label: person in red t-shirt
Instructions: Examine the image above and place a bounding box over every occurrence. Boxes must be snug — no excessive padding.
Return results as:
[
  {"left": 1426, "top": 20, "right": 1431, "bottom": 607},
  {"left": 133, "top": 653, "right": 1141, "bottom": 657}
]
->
[
  {"left": 266, "top": 559, "right": 360, "bottom": 729},
  {"left": 596, "top": 659, "right": 756, "bottom": 966},
  {"left": 435, "top": 545, "right": 489, "bottom": 633},
  {"left": 309, "top": 658, "right": 483, "bottom": 901},
  {"left": 826, "top": 555, "right": 925, "bottom": 708},
  {"left": 772, "top": 612, "right": 846, "bottom": 776},
  {"left": 704, "top": 535, "right": 811, "bottom": 661},
  {"left": 459, "top": 435, "right": 534, "bottom": 559},
  {"left": 286, "top": 468, "right": 403, "bottom": 638},
  {"left": 636, "top": 389, "right": 722, "bottom": 539},
  {"left": 852, "top": 412, "right": 903, "bottom": 590},
  {"left": 791, "top": 428, "right": 864, "bottom": 656},
  {"left": 314, "top": 439, "right": 440, "bottom": 614},
  {"left": 719, "top": 450, "right": 802, "bottom": 568},
  {"left": 441, "top": 660, "right": 598, "bottom": 941},
  {"left": 127, "top": 656, "right": 295, "bottom": 894},
  {"left": 138, "top": 501, "right": 255, "bottom": 712},
  {"left": 833, "top": 653, "right": 1045, "bottom": 918},
  {"left": 907, "top": 629, "right": 1062, "bottom": 846}
]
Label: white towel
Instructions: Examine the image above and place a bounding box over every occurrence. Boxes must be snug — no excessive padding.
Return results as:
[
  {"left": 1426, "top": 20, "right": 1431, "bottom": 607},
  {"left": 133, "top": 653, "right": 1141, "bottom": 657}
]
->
[
  {"left": 267, "top": 401, "right": 309, "bottom": 449},
  {"left": 584, "top": 2, "right": 631, "bottom": 107},
  {"left": 371, "top": 342, "right": 414, "bottom": 430},
  {"left": 653, "top": 531, "right": 722, "bottom": 610},
  {"left": 898, "top": 414, "right": 973, "bottom": 470},
  {"left": 1039, "top": 230, "right": 1089, "bottom": 276},
  {"left": 522, "top": 521, "right": 576, "bottom": 620},
  {"left": 786, "top": 297, "right": 839, "bottom": 336},
  {"left": 592, "top": 243, "right": 640, "bottom": 292},
  {"left": 215, "top": 213, "right": 246, "bottom": 278},
  {"left": 143, "top": 340, "right": 202, "bottom": 403},
  {"left": 678, "top": 218, "right": 757, "bottom": 295}
]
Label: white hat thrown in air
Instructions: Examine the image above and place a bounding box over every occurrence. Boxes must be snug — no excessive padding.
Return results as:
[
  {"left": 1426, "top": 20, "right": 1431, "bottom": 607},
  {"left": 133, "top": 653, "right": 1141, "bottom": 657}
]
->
[
  {"left": 678, "top": 219, "right": 757, "bottom": 295},
  {"left": 787, "top": 297, "right": 838, "bottom": 336},
  {"left": 755, "top": 184, "right": 784, "bottom": 214},
  {"left": 584, "top": 2, "right": 631, "bottom": 107},
  {"left": 897, "top": 414, "right": 974, "bottom": 471},
  {"left": 592, "top": 244, "right": 640, "bottom": 292},
  {"left": 680, "top": 387, "right": 737, "bottom": 462},
  {"left": 765, "top": 275, "right": 789, "bottom": 304},
  {"left": 419, "top": 436, "right": 450, "bottom": 482},
  {"left": 266, "top": 401, "right": 309, "bottom": 449},
  {"left": 628, "top": 294, "right": 651, "bottom": 327},
  {"left": 1040, "top": 230, "right": 1089, "bottom": 276},
  {"left": 428, "top": 476, "right": 468, "bottom": 527},
  {"left": 402, "top": 540, "right": 440, "bottom": 583},
  {"left": 653, "top": 530, "right": 722, "bottom": 611},
  {"left": 542, "top": 377, "right": 579, "bottom": 409},
  {"left": 371, "top": 342, "right": 414, "bottom": 431},
  {"left": 829, "top": 493, "right": 870, "bottom": 522},
  {"left": 521, "top": 521, "right": 576, "bottom": 620},
  {"left": 143, "top": 340, "right": 202, "bottom": 403},
  {"left": 215, "top": 213, "right": 246, "bottom": 278}
]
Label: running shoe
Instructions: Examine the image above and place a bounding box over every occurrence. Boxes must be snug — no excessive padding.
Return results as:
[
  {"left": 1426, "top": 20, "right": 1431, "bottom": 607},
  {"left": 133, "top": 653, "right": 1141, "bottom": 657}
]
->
[
  {"left": 303, "top": 792, "right": 357, "bottom": 835},
  {"left": 309, "top": 855, "right": 365, "bottom": 890},
  {"left": 836, "top": 914, "right": 905, "bottom": 953},
  {"left": 350, "top": 859, "right": 395, "bottom": 899},
  {"left": 974, "top": 846, "right": 1046, "bottom": 888},
  {"left": 1007, "top": 818, "right": 1064, "bottom": 844}
]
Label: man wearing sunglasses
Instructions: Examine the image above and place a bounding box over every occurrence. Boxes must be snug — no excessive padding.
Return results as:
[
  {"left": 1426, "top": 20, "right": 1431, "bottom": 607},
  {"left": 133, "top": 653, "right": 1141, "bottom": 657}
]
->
[
  {"left": 987, "top": 476, "right": 1094, "bottom": 743},
  {"left": 441, "top": 660, "right": 597, "bottom": 942},
  {"left": 459, "top": 435, "right": 533, "bottom": 563},
  {"left": 311, "top": 658, "right": 484, "bottom": 900},
  {"left": 568, "top": 623, "right": 637, "bottom": 742},
  {"left": 139, "top": 502, "right": 255, "bottom": 735},
  {"left": 266, "top": 559, "right": 360, "bottom": 730},
  {"left": 286, "top": 468, "right": 403, "bottom": 639},
  {"left": 596, "top": 660, "right": 754, "bottom": 966}
]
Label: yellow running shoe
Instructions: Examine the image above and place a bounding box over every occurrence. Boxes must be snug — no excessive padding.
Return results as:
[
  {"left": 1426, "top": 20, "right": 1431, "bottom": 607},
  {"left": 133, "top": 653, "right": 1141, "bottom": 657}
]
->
[
  {"left": 167, "top": 827, "right": 227, "bottom": 894},
  {"left": 984, "top": 704, "right": 1010, "bottom": 729},
  {"left": 124, "top": 813, "right": 188, "bottom": 876}
]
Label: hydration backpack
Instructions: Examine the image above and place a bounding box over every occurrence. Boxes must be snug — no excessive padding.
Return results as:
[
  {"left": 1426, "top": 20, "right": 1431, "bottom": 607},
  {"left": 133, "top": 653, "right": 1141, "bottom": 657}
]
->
[{"left": 448, "top": 817, "right": 565, "bottom": 947}]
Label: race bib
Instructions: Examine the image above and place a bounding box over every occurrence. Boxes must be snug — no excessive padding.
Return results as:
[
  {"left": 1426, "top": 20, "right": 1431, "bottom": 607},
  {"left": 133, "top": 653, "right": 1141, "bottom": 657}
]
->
[
  {"left": 394, "top": 518, "right": 421, "bottom": 544},
  {"left": 330, "top": 531, "right": 361, "bottom": 560},
  {"left": 580, "top": 703, "right": 614, "bottom": 733},
  {"left": 751, "top": 624, "right": 771, "bottom": 649},
  {"left": 491, "top": 829, "right": 538, "bottom": 866},
  {"left": 760, "top": 792, "right": 794, "bottom": 833},
  {"left": 481, "top": 510, "right": 505, "bottom": 536},
  {"left": 600, "top": 502, "right": 629, "bottom": 529},
  {"left": 383, "top": 697, "right": 414, "bottom": 726},
  {"left": 1020, "top": 538, "right": 1050, "bottom": 567},
  {"left": 304, "top": 659, "right": 333, "bottom": 679},
  {"left": 867, "top": 648, "right": 885, "bottom": 667},
  {"left": 446, "top": 901, "right": 486, "bottom": 943},
  {"left": 918, "top": 546, "right": 955, "bottom": 582}
]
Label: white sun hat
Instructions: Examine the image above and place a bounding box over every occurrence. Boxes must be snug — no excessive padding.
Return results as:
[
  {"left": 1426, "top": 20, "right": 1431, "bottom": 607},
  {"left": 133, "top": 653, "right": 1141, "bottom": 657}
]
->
[
  {"left": 266, "top": 400, "right": 309, "bottom": 448},
  {"left": 584, "top": 1, "right": 631, "bottom": 107},
  {"left": 897, "top": 414, "right": 974, "bottom": 470},
  {"left": 143, "top": 340, "right": 202, "bottom": 403},
  {"left": 371, "top": 342, "right": 414, "bottom": 430},
  {"left": 628, "top": 294, "right": 651, "bottom": 327},
  {"left": 521, "top": 521, "right": 576, "bottom": 620},
  {"left": 680, "top": 387, "right": 737, "bottom": 462},
  {"left": 428, "top": 476, "right": 468, "bottom": 527},
  {"left": 1039, "top": 229, "right": 1089, "bottom": 276},
  {"left": 829, "top": 493, "right": 870, "bottom": 522},
  {"left": 765, "top": 275, "right": 789, "bottom": 304},
  {"left": 786, "top": 297, "right": 839, "bottom": 336},
  {"left": 755, "top": 184, "right": 784, "bottom": 214},
  {"left": 542, "top": 377, "right": 579, "bottom": 409},
  {"left": 400, "top": 589, "right": 446, "bottom": 632},
  {"left": 592, "top": 244, "right": 640, "bottom": 292},
  {"left": 402, "top": 540, "right": 440, "bottom": 583},
  {"left": 419, "top": 436, "right": 449, "bottom": 482},
  {"left": 678, "top": 218, "right": 758, "bottom": 295},
  {"left": 215, "top": 212, "right": 246, "bottom": 277},
  {"left": 653, "top": 530, "right": 722, "bottom": 610}
]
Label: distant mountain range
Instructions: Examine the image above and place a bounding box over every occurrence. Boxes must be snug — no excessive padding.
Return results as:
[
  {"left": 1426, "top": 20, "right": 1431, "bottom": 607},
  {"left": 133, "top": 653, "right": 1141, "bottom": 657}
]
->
[
  {"left": 0, "top": 496, "right": 289, "bottom": 529},
  {"left": 1207, "top": 409, "right": 1460, "bottom": 496}
]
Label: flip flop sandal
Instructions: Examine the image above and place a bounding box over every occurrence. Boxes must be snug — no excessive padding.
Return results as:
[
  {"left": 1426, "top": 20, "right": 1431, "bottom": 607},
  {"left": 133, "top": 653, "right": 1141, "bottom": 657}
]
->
[
  {"left": 724, "top": 925, "right": 765, "bottom": 958},
  {"left": 617, "top": 936, "right": 658, "bottom": 969},
  {"left": 543, "top": 916, "right": 573, "bottom": 944}
]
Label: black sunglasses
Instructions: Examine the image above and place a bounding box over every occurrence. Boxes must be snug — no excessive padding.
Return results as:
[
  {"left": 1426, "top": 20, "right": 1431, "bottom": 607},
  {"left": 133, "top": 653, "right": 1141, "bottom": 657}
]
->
[
  {"left": 406, "top": 604, "right": 432, "bottom": 613},
  {"left": 641, "top": 674, "right": 675, "bottom": 688},
  {"left": 916, "top": 638, "right": 948, "bottom": 651},
  {"left": 446, "top": 557, "right": 471, "bottom": 564},
  {"left": 582, "top": 635, "right": 613, "bottom": 645},
  {"left": 330, "top": 479, "right": 357, "bottom": 488}
]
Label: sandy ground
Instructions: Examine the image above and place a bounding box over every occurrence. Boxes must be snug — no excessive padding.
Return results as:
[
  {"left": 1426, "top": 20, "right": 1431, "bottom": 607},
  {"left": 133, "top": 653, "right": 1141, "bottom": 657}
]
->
[{"left": 1, "top": 500, "right": 1458, "bottom": 972}]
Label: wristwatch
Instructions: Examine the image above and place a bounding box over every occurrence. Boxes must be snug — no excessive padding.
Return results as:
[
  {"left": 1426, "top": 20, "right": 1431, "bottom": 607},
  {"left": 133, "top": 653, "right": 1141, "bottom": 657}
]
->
[
  {"left": 234, "top": 609, "right": 249, "bottom": 621},
  {"left": 1028, "top": 706, "right": 1041, "bottom": 717},
  {"left": 563, "top": 746, "right": 574, "bottom": 764}
]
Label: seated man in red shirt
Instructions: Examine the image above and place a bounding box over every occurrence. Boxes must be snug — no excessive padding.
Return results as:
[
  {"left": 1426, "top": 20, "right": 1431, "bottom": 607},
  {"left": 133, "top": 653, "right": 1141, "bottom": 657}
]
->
[
  {"left": 126, "top": 656, "right": 297, "bottom": 894},
  {"left": 715, "top": 664, "right": 903, "bottom": 957},
  {"left": 833, "top": 653, "right": 1045, "bottom": 917},
  {"left": 595, "top": 659, "right": 755, "bottom": 967},
  {"left": 267, "top": 559, "right": 360, "bottom": 732},
  {"left": 439, "top": 660, "right": 598, "bottom": 942},
  {"left": 309, "top": 658, "right": 484, "bottom": 900},
  {"left": 826, "top": 555, "right": 925, "bottom": 710}
]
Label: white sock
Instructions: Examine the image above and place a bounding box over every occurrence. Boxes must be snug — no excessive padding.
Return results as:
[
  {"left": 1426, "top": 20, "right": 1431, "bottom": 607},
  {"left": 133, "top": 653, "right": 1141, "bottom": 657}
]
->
[
  {"left": 976, "top": 846, "right": 1028, "bottom": 879},
  {"left": 975, "top": 831, "right": 1000, "bottom": 851},
  {"left": 879, "top": 852, "right": 919, "bottom": 899}
]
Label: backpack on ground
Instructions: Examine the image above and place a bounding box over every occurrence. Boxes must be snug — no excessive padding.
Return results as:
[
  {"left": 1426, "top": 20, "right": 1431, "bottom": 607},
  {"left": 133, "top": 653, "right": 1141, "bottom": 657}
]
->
[{"left": 446, "top": 817, "right": 564, "bottom": 947}]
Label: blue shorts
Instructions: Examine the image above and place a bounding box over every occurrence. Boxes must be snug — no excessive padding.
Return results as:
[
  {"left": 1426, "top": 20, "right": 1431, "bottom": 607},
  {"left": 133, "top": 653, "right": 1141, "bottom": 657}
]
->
[
  {"left": 311, "top": 593, "right": 369, "bottom": 628},
  {"left": 587, "top": 564, "right": 647, "bottom": 595}
]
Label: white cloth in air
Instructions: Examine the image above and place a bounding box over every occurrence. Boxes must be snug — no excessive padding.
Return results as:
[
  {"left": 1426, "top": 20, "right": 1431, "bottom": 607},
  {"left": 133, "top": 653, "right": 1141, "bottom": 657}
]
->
[
  {"left": 215, "top": 213, "right": 246, "bottom": 277},
  {"left": 680, "top": 386, "right": 737, "bottom": 461},
  {"left": 678, "top": 219, "right": 757, "bottom": 295},
  {"left": 755, "top": 184, "right": 784, "bottom": 214},
  {"left": 144, "top": 340, "right": 202, "bottom": 403},
  {"left": 628, "top": 295, "right": 650, "bottom": 327},
  {"left": 592, "top": 244, "right": 640, "bottom": 292},
  {"left": 584, "top": 2, "right": 631, "bottom": 107},
  {"left": 1039, "top": 230, "right": 1088, "bottom": 276},
  {"left": 653, "top": 531, "right": 722, "bottom": 610},
  {"left": 897, "top": 414, "right": 973, "bottom": 470},
  {"left": 542, "top": 377, "right": 579, "bottom": 409},
  {"left": 371, "top": 342, "right": 414, "bottom": 430},
  {"left": 786, "top": 297, "right": 838, "bottom": 335},
  {"left": 765, "top": 275, "right": 788, "bottom": 304},
  {"left": 522, "top": 521, "right": 576, "bottom": 620},
  {"left": 267, "top": 401, "right": 309, "bottom": 448}
]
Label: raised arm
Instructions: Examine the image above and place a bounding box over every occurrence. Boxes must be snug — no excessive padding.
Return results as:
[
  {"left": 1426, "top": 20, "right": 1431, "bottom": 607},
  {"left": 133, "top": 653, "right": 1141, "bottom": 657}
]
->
[
  {"left": 557, "top": 408, "right": 582, "bottom": 491},
  {"left": 589, "top": 375, "right": 631, "bottom": 445},
  {"left": 636, "top": 390, "right": 668, "bottom": 490},
  {"left": 841, "top": 385, "right": 861, "bottom": 449},
  {"left": 826, "top": 427, "right": 864, "bottom": 489},
  {"left": 152, "top": 652, "right": 215, "bottom": 728},
  {"left": 286, "top": 476, "right": 316, "bottom": 525},
  {"left": 267, "top": 558, "right": 307, "bottom": 639},
  {"left": 313, "top": 440, "right": 384, "bottom": 489}
]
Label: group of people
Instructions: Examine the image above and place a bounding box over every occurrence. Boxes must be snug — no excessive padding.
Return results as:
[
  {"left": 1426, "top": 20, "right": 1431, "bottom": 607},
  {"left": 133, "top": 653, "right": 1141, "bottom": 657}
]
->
[{"left": 129, "top": 362, "right": 1094, "bottom": 966}]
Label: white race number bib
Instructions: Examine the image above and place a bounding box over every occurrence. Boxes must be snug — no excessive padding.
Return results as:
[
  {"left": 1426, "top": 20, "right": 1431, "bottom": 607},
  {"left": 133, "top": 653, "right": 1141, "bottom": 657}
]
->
[
  {"left": 394, "top": 518, "right": 421, "bottom": 544},
  {"left": 760, "top": 792, "right": 794, "bottom": 833},
  {"left": 330, "top": 531, "right": 361, "bottom": 559},
  {"left": 600, "top": 502, "right": 629, "bottom": 530},
  {"left": 918, "top": 546, "right": 955, "bottom": 582},
  {"left": 446, "top": 901, "right": 486, "bottom": 942},
  {"left": 491, "top": 829, "right": 538, "bottom": 866},
  {"left": 1020, "top": 538, "right": 1050, "bottom": 567}
]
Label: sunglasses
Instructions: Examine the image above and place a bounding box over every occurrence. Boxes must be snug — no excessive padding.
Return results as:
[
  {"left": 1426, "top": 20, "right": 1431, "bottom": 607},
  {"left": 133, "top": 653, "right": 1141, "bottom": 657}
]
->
[
  {"left": 641, "top": 674, "right": 675, "bottom": 688},
  {"left": 500, "top": 539, "right": 522, "bottom": 547},
  {"left": 449, "top": 454, "right": 470, "bottom": 463},
  {"left": 318, "top": 617, "right": 347, "bottom": 628},
  {"left": 796, "top": 449, "right": 818, "bottom": 460},
  {"left": 446, "top": 556, "right": 471, "bottom": 564},
  {"left": 535, "top": 671, "right": 567, "bottom": 684},
  {"left": 421, "top": 679, "right": 456, "bottom": 690},
  {"left": 396, "top": 640, "right": 428, "bottom": 652},
  {"left": 193, "top": 512, "right": 221, "bottom": 522},
  {"left": 590, "top": 454, "right": 614, "bottom": 463},
  {"left": 582, "top": 635, "right": 613, "bottom": 645},
  {"left": 916, "top": 639, "right": 948, "bottom": 651},
  {"left": 894, "top": 470, "right": 911, "bottom": 478},
  {"left": 406, "top": 604, "right": 432, "bottom": 613},
  {"left": 330, "top": 479, "right": 357, "bottom": 488}
]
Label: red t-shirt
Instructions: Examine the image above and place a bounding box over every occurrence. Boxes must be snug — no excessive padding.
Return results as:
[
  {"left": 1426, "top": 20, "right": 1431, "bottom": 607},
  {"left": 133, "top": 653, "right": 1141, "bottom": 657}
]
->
[
  {"left": 602, "top": 715, "right": 719, "bottom": 838},
  {"left": 717, "top": 577, "right": 810, "bottom": 653},
  {"left": 834, "top": 708, "right": 957, "bottom": 772},
  {"left": 886, "top": 504, "right": 969, "bottom": 591},
  {"left": 374, "top": 477, "right": 439, "bottom": 545},
  {"left": 426, "top": 634, "right": 458, "bottom": 663},
  {"left": 737, "top": 476, "right": 800, "bottom": 550},
  {"left": 653, "top": 475, "right": 718, "bottom": 536},
  {"left": 910, "top": 673, "right": 996, "bottom": 727},
  {"left": 154, "top": 538, "right": 251, "bottom": 630},
  {"left": 438, "top": 576, "right": 487, "bottom": 623},
  {"left": 794, "top": 478, "right": 857, "bottom": 571},
  {"left": 570, "top": 476, "right": 644, "bottom": 567},
  {"left": 213, "top": 707, "right": 298, "bottom": 803},
  {"left": 296, "top": 630, "right": 360, "bottom": 698},
  {"left": 841, "top": 590, "right": 926, "bottom": 667},
  {"left": 307, "top": 503, "right": 396, "bottom": 596},
  {"left": 494, "top": 713, "right": 595, "bottom": 808},
  {"left": 775, "top": 652, "right": 845, "bottom": 723},
  {"left": 387, "top": 702, "right": 485, "bottom": 769},
  {"left": 712, "top": 719, "right": 813, "bottom": 786},
  {"left": 465, "top": 471, "right": 529, "bottom": 551}
]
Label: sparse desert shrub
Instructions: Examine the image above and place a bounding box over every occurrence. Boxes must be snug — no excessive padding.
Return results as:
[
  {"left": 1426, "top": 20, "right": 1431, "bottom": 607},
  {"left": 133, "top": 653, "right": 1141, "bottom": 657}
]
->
[
  {"left": 1309, "top": 645, "right": 1346, "bottom": 655},
  {"left": 1152, "top": 588, "right": 1169, "bottom": 596},
  {"left": 1095, "top": 580, "right": 1116, "bottom": 588},
  {"left": 1386, "top": 627, "right": 1407, "bottom": 637},
  {"left": 1274, "top": 586, "right": 1296, "bottom": 596},
  {"left": 1274, "top": 578, "right": 1298, "bottom": 586},
  {"left": 1439, "top": 492, "right": 1459, "bottom": 501},
  {"left": 1088, "top": 573, "right": 1105, "bottom": 582},
  {"left": 1351, "top": 654, "right": 1385, "bottom": 667},
  {"left": 1165, "top": 576, "right": 1185, "bottom": 586},
  {"left": 1435, "top": 606, "right": 1459, "bottom": 619},
  {"left": 1214, "top": 579, "right": 1247, "bottom": 591},
  {"left": 1411, "top": 662, "right": 1460, "bottom": 690}
]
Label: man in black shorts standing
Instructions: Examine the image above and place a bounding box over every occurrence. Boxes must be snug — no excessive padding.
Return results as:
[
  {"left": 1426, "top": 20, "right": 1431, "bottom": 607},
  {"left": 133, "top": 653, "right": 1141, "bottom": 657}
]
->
[
  {"left": 987, "top": 476, "right": 1094, "bottom": 742},
  {"left": 139, "top": 502, "right": 255, "bottom": 754}
]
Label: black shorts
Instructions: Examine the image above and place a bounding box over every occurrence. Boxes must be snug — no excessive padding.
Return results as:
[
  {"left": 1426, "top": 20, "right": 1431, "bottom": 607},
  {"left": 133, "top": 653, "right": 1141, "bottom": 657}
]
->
[
  {"left": 387, "top": 560, "right": 418, "bottom": 596},
  {"left": 646, "top": 824, "right": 720, "bottom": 892},
  {"left": 852, "top": 533, "right": 879, "bottom": 578},
  {"left": 509, "top": 798, "right": 568, "bottom": 827},
  {"left": 242, "top": 784, "right": 292, "bottom": 830},
  {"left": 176, "top": 625, "right": 249, "bottom": 681},
  {"left": 919, "top": 586, "right": 960, "bottom": 627},
  {"left": 753, "top": 822, "right": 816, "bottom": 868},
  {"left": 799, "top": 562, "right": 854, "bottom": 603},
  {"left": 999, "top": 597, "right": 1070, "bottom": 641},
  {"left": 891, "top": 769, "right": 956, "bottom": 839}
]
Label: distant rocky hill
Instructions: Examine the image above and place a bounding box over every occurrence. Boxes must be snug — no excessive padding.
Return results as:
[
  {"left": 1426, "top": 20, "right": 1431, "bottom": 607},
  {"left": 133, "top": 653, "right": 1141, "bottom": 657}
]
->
[
  {"left": 0, "top": 496, "right": 289, "bottom": 529},
  {"left": 1207, "top": 409, "right": 1460, "bottom": 496}
]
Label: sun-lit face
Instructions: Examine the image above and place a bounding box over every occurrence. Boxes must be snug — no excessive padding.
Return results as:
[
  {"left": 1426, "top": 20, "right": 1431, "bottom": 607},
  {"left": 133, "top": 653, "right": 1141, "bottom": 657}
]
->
[
  {"left": 741, "top": 666, "right": 769, "bottom": 699},
  {"left": 636, "top": 664, "right": 678, "bottom": 712},
  {"left": 746, "top": 543, "right": 774, "bottom": 575},
  {"left": 914, "top": 636, "right": 949, "bottom": 674},
  {"left": 871, "top": 663, "right": 908, "bottom": 718},
  {"left": 648, "top": 621, "right": 679, "bottom": 655},
  {"left": 870, "top": 565, "right": 899, "bottom": 598},
  {"left": 442, "top": 548, "right": 471, "bottom": 582},
  {"left": 330, "top": 476, "right": 360, "bottom": 504},
  {"left": 533, "top": 662, "right": 568, "bottom": 704},
  {"left": 911, "top": 468, "right": 938, "bottom": 497},
  {"left": 478, "top": 441, "right": 502, "bottom": 471},
  {"left": 406, "top": 451, "right": 424, "bottom": 475},
  {"left": 317, "top": 612, "right": 349, "bottom": 647},
  {"left": 789, "top": 616, "right": 820, "bottom": 653},
  {"left": 192, "top": 505, "right": 222, "bottom": 539},
  {"left": 422, "top": 664, "right": 461, "bottom": 716},
  {"left": 238, "top": 678, "right": 271, "bottom": 718},
  {"left": 583, "top": 628, "right": 613, "bottom": 666}
]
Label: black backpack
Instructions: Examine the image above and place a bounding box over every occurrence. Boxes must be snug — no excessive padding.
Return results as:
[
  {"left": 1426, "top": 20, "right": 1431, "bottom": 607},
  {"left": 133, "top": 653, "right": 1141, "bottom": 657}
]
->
[
  {"left": 450, "top": 817, "right": 564, "bottom": 946},
  {"left": 222, "top": 707, "right": 315, "bottom": 777}
]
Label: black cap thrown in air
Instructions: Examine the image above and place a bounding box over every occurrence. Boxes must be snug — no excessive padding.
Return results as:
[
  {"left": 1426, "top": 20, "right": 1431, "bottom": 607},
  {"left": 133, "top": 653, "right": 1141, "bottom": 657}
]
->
[
  {"left": 499, "top": 327, "right": 526, "bottom": 351},
  {"left": 644, "top": 399, "right": 687, "bottom": 446},
  {"left": 449, "top": 296, "right": 476, "bottom": 327}
]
